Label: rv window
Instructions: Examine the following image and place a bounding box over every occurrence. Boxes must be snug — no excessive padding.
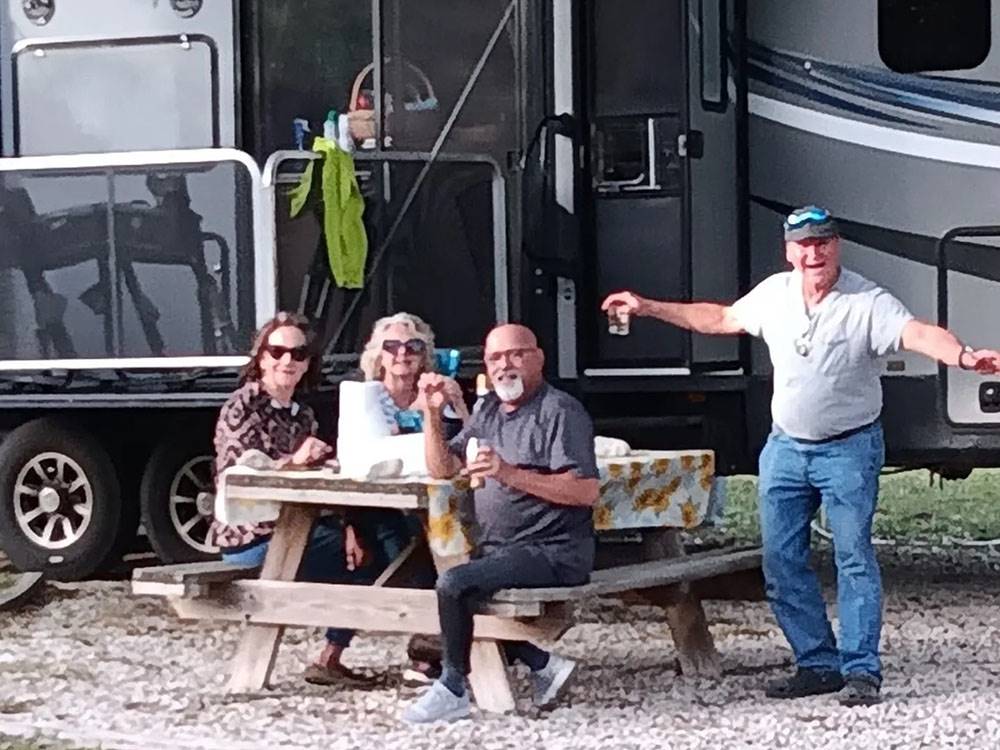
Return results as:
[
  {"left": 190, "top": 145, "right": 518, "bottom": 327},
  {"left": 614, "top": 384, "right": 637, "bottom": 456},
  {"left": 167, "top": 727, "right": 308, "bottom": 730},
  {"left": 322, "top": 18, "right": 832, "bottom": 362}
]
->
[
  {"left": 256, "top": 1, "right": 373, "bottom": 156},
  {"left": 700, "top": 0, "right": 727, "bottom": 109},
  {"left": 0, "top": 161, "right": 256, "bottom": 361},
  {"left": 380, "top": 0, "right": 518, "bottom": 157},
  {"left": 878, "top": 0, "right": 991, "bottom": 73},
  {"left": 592, "top": 0, "right": 683, "bottom": 117},
  {"left": 15, "top": 38, "right": 218, "bottom": 156}
]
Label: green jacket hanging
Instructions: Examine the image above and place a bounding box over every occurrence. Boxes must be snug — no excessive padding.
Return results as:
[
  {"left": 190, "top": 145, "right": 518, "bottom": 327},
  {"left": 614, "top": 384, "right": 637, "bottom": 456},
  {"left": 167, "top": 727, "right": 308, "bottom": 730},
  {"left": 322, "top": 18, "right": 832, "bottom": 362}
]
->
[{"left": 289, "top": 136, "right": 368, "bottom": 289}]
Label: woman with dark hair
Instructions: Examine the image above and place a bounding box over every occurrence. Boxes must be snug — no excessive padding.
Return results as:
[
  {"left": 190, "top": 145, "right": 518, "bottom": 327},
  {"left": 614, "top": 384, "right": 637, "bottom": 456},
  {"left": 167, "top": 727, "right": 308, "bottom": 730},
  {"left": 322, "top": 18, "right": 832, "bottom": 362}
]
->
[{"left": 211, "top": 311, "right": 400, "bottom": 687}]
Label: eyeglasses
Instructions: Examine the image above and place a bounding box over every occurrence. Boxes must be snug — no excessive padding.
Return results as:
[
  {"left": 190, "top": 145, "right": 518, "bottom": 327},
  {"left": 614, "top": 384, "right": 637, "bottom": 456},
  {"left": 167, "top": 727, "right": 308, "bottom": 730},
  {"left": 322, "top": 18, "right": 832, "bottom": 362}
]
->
[
  {"left": 485, "top": 347, "right": 535, "bottom": 365},
  {"left": 784, "top": 206, "right": 831, "bottom": 229},
  {"left": 263, "top": 344, "right": 310, "bottom": 362},
  {"left": 382, "top": 338, "right": 427, "bottom": 356}
]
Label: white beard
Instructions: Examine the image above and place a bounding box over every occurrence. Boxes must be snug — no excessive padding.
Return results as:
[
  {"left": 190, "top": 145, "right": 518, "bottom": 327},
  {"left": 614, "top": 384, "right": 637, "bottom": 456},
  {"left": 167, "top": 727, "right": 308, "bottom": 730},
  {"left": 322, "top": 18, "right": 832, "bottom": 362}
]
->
[{"left": 493, "top": 375, "right": 525, "bottom": 402}]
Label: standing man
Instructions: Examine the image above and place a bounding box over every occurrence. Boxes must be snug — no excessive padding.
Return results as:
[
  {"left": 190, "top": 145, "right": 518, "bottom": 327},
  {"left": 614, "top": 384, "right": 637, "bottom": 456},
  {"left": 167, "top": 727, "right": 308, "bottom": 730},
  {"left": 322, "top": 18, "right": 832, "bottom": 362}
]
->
[
  {"left": 602, "top": 205, "right": 1000, "bottom": 707},
  {"left": 402, "top": 323, "right": 599, "bottom": 723}
]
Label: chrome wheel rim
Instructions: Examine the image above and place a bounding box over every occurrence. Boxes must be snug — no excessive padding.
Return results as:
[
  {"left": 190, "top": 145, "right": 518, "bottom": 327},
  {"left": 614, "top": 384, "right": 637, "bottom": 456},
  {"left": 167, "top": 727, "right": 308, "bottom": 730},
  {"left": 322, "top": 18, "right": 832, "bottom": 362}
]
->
[
  {"left": 13, "top": 452, "right": 93, "bottom": 550},
  {"left": 168, "top": 456, "right": 218, "bottom": 554}
]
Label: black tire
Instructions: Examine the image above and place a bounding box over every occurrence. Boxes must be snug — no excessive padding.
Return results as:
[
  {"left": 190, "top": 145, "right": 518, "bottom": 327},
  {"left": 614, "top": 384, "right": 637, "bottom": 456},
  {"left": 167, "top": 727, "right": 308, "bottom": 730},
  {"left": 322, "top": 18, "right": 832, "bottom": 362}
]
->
[
  {"left": 0, "top": 418, "right": 122, "bottom": 581},
  {"left": 140, "top": 436, "right": 218, "bottom": 563}
]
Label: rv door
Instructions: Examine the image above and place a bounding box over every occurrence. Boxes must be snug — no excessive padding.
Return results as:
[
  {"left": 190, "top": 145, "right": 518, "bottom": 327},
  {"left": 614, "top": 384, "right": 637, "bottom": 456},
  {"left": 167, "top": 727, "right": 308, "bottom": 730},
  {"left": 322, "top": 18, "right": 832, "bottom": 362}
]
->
[{"left": 555, "top": 0, "right": 742, "bottom": 379}]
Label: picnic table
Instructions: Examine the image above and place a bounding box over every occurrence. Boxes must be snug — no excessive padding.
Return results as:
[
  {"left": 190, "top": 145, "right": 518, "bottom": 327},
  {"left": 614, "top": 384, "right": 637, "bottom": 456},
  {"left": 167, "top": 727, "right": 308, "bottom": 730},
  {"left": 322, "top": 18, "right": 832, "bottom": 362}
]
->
[{"left": 132, "top": 449, "right": 761, "bottom": 713}]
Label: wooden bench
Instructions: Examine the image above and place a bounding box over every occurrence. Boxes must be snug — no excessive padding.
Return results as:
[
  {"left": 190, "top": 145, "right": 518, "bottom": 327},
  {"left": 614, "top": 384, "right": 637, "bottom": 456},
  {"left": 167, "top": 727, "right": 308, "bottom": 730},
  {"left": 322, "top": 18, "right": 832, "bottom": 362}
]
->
[
  {"left": 132, "top": 456, "right": 761, "bottom": 714},
  {"left": 133, "top": 542, "right": 762, "bottom": 704}
]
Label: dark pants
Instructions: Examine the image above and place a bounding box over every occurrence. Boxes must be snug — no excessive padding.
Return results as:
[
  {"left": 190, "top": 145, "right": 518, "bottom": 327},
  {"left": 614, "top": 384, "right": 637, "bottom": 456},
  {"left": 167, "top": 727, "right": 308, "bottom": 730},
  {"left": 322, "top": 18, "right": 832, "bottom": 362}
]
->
[
  {"left": 223, "top": 511, "right": 412, "bottom": 647},
  {"left": 437, "top": 544, "right": 585, "bottom": 676}
]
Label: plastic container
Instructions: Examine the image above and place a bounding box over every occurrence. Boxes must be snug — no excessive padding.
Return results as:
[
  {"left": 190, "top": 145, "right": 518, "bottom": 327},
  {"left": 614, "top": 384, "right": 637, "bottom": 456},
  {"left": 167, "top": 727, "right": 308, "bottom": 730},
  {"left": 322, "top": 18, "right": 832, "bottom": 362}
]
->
[
  {"left": 337, "top": 113, "right": 354, "bottom": 153},
  {"left": 323, "top": 109, "right": 339, "bottom": 142}
]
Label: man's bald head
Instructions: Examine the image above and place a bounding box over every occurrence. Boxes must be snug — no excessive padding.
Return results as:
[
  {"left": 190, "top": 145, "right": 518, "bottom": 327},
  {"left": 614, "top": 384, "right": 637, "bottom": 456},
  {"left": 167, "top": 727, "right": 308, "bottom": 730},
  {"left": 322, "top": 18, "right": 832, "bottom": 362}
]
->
[
  {"left": 485, "top": 324, "right": 538, "bottom": 352},
  {"left": 484, "top": 323, "right": 545, "bottom": 406}
]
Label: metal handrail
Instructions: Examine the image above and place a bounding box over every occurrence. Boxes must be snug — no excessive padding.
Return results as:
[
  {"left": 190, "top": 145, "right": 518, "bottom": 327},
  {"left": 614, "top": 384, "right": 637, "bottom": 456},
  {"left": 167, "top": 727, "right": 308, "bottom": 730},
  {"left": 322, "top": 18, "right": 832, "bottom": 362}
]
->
[{"left": 935, "top": 224, "right": 1000, "bottom": 428}]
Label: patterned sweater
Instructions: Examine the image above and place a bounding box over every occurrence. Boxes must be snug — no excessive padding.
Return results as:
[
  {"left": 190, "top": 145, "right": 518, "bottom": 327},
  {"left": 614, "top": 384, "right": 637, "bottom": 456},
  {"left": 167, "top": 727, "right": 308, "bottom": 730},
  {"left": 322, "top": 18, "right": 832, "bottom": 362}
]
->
[{"left": 210, "top": 381, "right": 317, "bottom": 549}]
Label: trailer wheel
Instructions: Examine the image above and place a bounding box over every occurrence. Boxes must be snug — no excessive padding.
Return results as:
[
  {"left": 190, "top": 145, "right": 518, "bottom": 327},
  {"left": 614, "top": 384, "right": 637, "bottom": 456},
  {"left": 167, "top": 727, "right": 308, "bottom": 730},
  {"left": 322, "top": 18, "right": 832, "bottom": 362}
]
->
[
  {"left": 0, "top": 419, "right": 122, "bottom": 581},
  {"left": 140, "top": 438, "right": 218, "bottom": 563}
]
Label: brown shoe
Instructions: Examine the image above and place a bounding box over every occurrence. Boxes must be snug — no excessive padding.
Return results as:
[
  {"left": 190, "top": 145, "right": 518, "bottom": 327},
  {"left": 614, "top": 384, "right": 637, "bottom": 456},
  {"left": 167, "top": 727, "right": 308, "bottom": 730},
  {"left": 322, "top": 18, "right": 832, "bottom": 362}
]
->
[
  {"left": 302, "top": 662, "right": 377, "bottom": 688},
  {"left": 407, "top": 633, "right": 443, "bottom": 664}
]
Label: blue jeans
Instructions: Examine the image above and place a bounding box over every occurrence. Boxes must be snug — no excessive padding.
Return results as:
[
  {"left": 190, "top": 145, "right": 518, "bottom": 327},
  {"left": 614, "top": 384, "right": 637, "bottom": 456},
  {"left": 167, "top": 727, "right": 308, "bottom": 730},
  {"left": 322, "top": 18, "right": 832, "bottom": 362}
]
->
[
  {"left": 222, "top": 512, "right": 412, "bottom": 647},
  {"left": 758, "top": 421, "right": 884, "bottom": 682}
]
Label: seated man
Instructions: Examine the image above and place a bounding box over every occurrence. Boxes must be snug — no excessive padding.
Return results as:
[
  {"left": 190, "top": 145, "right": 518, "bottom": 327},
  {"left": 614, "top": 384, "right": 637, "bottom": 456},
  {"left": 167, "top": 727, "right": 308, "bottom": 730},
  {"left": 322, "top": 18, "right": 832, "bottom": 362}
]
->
[{"left": 402, "top": 324, "right": 600, "bottom": 724}]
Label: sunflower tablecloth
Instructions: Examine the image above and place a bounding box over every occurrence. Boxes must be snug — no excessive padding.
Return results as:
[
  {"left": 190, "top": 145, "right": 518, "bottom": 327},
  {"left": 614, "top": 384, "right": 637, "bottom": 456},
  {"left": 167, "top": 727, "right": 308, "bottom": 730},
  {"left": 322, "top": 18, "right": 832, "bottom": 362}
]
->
[
  {"left": 217, "top": 449, "right": 716, "bottom": 559},
  {"left": 425, "top": 449, "right": 716, "bottom": 557}
]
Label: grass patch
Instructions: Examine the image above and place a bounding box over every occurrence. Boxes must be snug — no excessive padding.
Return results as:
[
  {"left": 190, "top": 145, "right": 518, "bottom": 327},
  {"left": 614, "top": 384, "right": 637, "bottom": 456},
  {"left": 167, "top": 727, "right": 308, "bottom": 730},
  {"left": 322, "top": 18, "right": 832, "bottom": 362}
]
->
[
  {"left": 719, "top": 469, "right": 1000, "bottom": 545},
  {"left": 0, "top": 571, "right": 13, "bottom": 590}
]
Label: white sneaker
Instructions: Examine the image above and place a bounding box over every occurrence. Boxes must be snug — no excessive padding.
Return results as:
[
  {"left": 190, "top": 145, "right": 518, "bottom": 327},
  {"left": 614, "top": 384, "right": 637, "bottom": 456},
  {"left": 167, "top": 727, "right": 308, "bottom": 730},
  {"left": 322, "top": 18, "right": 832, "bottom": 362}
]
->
[
  {"left": 401, "top": 667, "right": 437, "bottom": 689},
  {"left": 530, "top": 654, "right": 577, "bottom": 709},
  {"left": 401, "top": 681, "right": 471, "bottom": 724}
]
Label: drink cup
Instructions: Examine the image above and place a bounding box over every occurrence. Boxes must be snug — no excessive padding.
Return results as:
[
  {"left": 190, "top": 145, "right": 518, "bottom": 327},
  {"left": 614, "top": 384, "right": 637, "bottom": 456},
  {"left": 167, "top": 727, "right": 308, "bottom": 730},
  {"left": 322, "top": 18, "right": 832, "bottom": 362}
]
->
[
  {"left": 607, "top": 303, "right": 631, "bottom": 336},
  {"left": 466, "top": 438, "right": 485, "bottom": 489}
]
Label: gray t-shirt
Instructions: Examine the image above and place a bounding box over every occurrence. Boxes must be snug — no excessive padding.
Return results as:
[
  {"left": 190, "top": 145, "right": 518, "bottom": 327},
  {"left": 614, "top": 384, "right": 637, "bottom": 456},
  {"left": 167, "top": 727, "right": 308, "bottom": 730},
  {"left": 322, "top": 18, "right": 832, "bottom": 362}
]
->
[
  {"left": 448, "top": 383, "right": 598, "bottom": 578},
  {"left": 730, "top": 268, "right": 914, "bottom": 440}
]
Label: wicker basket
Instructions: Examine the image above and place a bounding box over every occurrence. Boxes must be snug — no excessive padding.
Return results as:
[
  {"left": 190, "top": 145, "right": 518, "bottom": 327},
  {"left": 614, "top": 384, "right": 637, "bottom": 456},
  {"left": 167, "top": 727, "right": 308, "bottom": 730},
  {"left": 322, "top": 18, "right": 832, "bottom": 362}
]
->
[{"left": 347, "top": 60, "right": 440, "bottom": 147}]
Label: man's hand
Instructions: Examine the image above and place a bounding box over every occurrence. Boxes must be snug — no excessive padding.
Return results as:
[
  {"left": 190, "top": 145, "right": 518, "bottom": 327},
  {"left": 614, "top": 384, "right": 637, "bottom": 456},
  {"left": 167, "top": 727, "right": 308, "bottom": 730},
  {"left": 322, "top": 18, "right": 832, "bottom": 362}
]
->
[
  {"left": 344, "top": 524, "right": 368, "bottom": 572},
  {"left": 462, "top": 445, "right": 512, "bottom": 484},
  {"left": 417, "top": 372, "right": 450, "bottom": 413},
  {"left": 442, "top": 377, "right": 471, "bottom": 421},
  {"left": 961, "top": 348, "right": 1000, "bottom": 374},
  {"left": 601, "top": 290, "right": 649, "bottom": 317},
  {"left": 289, "top": 436, "right": 334, "bottom": 467}
]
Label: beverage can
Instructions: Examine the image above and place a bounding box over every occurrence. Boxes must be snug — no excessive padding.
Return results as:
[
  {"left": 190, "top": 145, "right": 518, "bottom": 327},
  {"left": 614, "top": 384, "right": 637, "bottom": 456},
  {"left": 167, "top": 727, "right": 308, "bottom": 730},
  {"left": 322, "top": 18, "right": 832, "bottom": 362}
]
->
[{"left": 466, "top": 438, "right": 484, "bottom": 488}]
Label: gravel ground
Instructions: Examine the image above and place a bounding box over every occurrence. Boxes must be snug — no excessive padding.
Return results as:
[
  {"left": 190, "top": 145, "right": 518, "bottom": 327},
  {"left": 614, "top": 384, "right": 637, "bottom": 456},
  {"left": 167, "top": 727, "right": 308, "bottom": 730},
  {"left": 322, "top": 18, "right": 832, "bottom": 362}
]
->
[{"left": 3, "top": 547, "right": 1000, "bottom": 750}]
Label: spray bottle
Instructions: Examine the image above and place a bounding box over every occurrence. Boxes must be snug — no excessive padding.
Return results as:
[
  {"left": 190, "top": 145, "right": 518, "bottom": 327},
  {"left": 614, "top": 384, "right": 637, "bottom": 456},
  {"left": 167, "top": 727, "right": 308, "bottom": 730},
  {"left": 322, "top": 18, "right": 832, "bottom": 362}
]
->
[{"left": 323, "top": 110, "right": 339, "bottom": 142}]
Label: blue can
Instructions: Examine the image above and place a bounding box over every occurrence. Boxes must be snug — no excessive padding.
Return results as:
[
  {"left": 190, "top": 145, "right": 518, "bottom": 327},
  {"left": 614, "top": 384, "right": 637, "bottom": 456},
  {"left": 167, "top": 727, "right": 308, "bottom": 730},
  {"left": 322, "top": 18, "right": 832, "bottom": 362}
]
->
[{"left": 435, "top": 348, "right": 461, "bottom": 378}]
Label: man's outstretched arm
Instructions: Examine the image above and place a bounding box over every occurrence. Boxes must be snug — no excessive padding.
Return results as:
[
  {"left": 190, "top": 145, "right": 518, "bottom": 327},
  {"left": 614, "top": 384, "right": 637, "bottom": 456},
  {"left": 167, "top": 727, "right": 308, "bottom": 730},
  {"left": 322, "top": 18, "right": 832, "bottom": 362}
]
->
[
  {"left": 601, "top": 291, "right": 745, "bottom": 335},
  {"left": 900, "top": 320, "right": 1000, "bottom": 371}
]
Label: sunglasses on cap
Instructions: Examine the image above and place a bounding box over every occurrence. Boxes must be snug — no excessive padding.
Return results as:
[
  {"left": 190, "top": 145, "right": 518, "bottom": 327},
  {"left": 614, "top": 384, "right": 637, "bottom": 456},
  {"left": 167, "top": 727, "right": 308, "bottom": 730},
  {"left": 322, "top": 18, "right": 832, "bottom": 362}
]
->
[
  {"left": 262, "top": 344, "right": 310, "bottom": 362},
  {"left": 784, "top": 206, "right": 831, "bottom": 229},
  {"left": 382, "top": 338, "right": 427, "bottom": 356}
]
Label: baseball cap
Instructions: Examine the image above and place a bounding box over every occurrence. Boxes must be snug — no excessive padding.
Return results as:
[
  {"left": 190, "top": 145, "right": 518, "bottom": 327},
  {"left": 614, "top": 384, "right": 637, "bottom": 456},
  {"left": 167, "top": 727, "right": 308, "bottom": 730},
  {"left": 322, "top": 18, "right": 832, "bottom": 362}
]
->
[{"left": 783, "top": 205, "right": 839, "bottom": 242}]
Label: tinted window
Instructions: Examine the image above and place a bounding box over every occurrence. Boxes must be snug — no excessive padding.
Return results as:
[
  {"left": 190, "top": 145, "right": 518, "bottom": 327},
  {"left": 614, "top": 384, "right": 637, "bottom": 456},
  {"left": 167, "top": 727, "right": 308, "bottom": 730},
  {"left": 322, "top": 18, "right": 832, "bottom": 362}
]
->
[
  {"left": 879, "top": 0, "right": 991, "bottom": 73},
  {"left": 0, "top": 160, "right": 256, "bottom": 361},
  {"left": 15, "top": 39, "right": 217, "bottom": 156},
  {"left": 592, "top": 0, "right": 683, "bottom": 117},
  {"left": 256, "top": 2, "right": 373, "bottom": 156},
  {"left": 380, "top": 1, "right": 518, "bottom": 157}
]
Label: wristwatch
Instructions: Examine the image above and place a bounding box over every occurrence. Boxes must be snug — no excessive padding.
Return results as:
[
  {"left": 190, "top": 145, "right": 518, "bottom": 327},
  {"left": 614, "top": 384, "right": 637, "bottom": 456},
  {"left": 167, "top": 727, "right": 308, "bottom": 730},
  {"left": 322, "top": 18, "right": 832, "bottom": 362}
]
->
[{"left": 958, "top": 344, "right": 975, "bottom": 371}]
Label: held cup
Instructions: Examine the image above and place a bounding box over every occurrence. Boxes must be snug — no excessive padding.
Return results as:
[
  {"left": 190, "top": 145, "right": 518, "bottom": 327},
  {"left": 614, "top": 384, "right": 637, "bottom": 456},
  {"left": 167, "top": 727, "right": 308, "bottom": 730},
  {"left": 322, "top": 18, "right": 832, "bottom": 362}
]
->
[
  {"left": 465, "top": 438, "right": 483, "bottom": 489},
  {"left": 607, "top": 303, "right": 631, "bottom": 336}
]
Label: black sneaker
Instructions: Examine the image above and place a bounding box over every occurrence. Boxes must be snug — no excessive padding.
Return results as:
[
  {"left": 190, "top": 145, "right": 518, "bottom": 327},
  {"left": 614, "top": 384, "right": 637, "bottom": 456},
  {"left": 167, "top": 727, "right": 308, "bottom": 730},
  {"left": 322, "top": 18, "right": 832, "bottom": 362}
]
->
[
  {"left": 765, "top": 669, "right": 845, "bottom": 699},
  {"left": 838, "top": 674, "right": 881, "bottom": 707}
]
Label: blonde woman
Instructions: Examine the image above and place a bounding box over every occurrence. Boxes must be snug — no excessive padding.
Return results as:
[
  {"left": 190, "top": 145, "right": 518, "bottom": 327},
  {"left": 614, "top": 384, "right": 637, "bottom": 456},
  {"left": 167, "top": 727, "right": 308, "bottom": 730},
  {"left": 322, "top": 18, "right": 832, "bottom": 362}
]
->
[
  {"left": 358, "top": 312, "right": 467, "bottom": 686},
  {"left": 360, "top": 312, "right": 468, "bottom": 435}
]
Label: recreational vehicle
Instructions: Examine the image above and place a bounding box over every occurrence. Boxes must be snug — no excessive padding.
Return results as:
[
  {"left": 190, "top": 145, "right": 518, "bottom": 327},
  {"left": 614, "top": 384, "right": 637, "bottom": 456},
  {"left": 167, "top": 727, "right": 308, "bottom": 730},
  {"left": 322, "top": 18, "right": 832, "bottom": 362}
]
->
[{"left": 0, "top": 0, "right": 997, "bottom": 580}]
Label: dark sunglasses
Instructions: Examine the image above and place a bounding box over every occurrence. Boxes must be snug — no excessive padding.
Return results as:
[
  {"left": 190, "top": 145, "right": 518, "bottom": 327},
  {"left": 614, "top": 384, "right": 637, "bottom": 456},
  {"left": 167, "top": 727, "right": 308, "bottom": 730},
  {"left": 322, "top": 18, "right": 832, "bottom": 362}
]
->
[
  {"left": 263, "top": 344, "right": 310, "bottom": 362},
  {"left": 382, "top": 338, "right": 426, "bottom": 356}
]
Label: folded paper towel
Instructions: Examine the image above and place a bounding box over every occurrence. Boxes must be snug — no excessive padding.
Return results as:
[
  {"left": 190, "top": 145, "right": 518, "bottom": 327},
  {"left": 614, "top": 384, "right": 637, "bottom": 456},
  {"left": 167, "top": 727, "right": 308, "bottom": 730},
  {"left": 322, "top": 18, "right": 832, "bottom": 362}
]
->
[
  {"left": 594, "top": 435, "right": 631, "bottom": 458},
  {"left": 213, "top": 450, "right": 283, "bottom": 527},
  {"left": 336, "top": 381, "right": 429, "bottom": 478}
]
